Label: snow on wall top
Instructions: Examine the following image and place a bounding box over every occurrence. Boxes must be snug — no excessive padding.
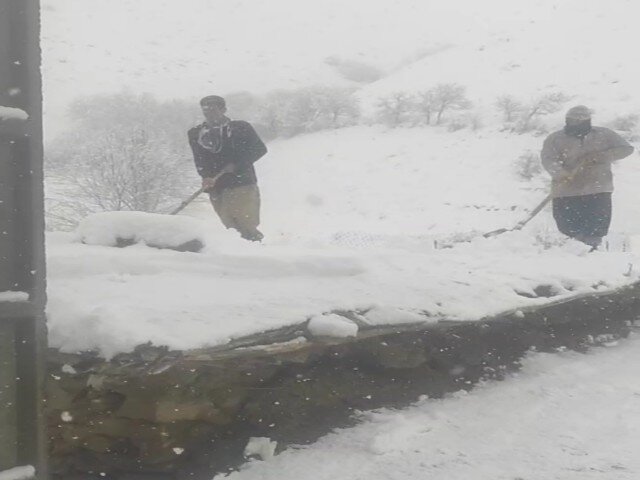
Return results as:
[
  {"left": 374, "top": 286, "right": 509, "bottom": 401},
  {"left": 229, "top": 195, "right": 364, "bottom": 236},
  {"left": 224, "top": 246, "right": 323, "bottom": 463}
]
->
[
  {"left": 0, "top": 291, "right": 29, "bottom": 303},
  {"left": 0, "top": 106, "right": 29, "bottom": 122},
  {"left": 0, "top": 466, "right": 36, "bottom": 480}
]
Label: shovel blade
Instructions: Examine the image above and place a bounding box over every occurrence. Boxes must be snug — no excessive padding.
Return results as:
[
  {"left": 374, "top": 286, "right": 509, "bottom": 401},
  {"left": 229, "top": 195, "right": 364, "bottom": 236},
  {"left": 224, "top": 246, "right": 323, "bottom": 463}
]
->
[{"left": 483, "top": 228, "right": 509, "bottom": 238}]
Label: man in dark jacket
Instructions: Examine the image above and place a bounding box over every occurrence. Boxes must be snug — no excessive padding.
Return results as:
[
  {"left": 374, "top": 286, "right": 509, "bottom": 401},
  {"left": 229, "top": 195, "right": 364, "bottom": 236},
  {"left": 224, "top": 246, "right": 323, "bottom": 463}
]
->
[
  {"left": 541, "top": 105, "right": 634, "bottom": 249},
  {"left": 188, "top": 95, "right": 267, "bottom": 241}
]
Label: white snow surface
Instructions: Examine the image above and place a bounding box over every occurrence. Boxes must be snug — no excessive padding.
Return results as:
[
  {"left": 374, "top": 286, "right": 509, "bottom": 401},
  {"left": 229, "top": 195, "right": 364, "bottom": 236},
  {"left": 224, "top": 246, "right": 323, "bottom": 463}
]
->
[
  {"left": 43, "top": 0, "right": 640, "bottom": 357},
  {"left": 244, "top": 438, "right": 278, "bottom": 461},
  {"left": 0, "top": 106, "right": 29, "bottom": 122},
  {"left": 308, "top": 314, "right": 358, "bottom": 339},
  {"left": 46, "top": 127, "right": 640, "bottom": 358},
  {"left": 74, "top": 211, "right": 207, "bottom": 248},
  {"left": 0, "top": 291, "right": 29, "bottom": 303},
  {"left": 0, "top": 466, "right": 35, "bottom": 480},
  {"left": 216, "top": 336, "right": 640, "bottom": 480}
]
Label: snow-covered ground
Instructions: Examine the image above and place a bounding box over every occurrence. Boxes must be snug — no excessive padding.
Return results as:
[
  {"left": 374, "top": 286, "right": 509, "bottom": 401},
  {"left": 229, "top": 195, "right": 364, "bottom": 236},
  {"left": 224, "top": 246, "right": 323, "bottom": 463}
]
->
[
  {"left": 38, "top": 2, "right": 640, "bottom": 478},
  {"left": 217, "top": 334, "right": 640, "bottom": 480},
  {"left": 46, "top": 127, "right": 640, "bottom": 358},
  {"left": 42, "top": 0, "right": 640, "bottom": 357}
]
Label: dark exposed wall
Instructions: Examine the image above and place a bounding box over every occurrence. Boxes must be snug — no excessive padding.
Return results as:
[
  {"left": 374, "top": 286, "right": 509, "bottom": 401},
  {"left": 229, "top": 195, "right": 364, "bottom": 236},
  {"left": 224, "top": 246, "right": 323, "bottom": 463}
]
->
[
  {"left": 0, "top": 0, "right": 47, "bottom": 477},
  {"left": 47, "top": 283, "right": 640, "bottom": 480}
]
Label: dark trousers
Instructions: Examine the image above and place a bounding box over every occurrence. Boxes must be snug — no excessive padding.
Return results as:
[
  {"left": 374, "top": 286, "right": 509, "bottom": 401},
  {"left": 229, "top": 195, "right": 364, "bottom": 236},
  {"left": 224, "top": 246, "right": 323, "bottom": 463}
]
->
[{"left": 552, "top": 193, "right": 612, "bottom": 246}]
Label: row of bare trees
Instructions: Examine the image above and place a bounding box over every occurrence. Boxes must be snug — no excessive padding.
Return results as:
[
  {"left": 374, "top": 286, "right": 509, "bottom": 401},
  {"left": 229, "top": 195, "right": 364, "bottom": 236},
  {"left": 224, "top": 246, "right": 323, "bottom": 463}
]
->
[
  {"left": 494, "top": 92, "right": 570, "bottom": 132},
  {"left": 227, "top": 84, "right": 572, "bottom": 135},
  {"left": 376, "top": 86, "right": 571, "bottom": 132},
  {"left": 376, "top": 84, "right": 472, "bottom": 127},
  {"left": 226, "top": 87, "right": 360, "bottom": 140},
  {"left": 45, "top": 87, "right": 574, "bottom": 227}
]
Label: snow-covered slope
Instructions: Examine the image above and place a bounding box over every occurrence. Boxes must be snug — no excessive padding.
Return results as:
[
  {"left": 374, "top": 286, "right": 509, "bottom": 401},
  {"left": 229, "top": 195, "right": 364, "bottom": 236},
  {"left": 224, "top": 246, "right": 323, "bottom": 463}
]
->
[
  {"left": 43, "top": 0, "right": 640, "bottom": 138},
  {"left": 46, "top": 127, "right": 640, "bottom": 358},
  {"left": 41, "top": 0, "right": 434, "bottom": 138},
  {"left": 358, "top": 0, "right": 640, "bottom": 125},
  {"left": 43, "top": 0, "right": 640, "bottom": 357}
]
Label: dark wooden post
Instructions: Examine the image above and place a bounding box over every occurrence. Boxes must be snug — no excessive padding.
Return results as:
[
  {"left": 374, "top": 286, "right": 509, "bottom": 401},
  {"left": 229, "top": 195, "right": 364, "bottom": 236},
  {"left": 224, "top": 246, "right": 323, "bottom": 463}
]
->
[{"left": 0, "top": 0, "right": 47, "bottom": 478}]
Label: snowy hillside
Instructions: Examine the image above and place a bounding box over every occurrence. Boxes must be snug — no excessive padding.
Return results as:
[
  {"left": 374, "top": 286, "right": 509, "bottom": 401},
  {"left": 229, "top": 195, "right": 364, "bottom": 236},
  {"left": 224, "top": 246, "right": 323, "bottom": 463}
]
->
[
  {"left": 39, "top": 3, "right": 640, "bottom": 479},
  {"left": 46, "top": 127, "right": 640, "bottom": 357},
  {"left": 42, "top": 0, "right": 640, "bottom": 358},
  {"left": 42, "top": 0, "right": 640, "bottom": 138},
  {"left": 358, "top": 0, "right": 640, "bottom": 124}
]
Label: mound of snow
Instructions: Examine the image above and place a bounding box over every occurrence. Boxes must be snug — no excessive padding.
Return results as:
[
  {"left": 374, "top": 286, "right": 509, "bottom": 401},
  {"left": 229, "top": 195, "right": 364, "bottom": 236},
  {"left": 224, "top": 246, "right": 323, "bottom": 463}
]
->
[
  {"left": 244, "top": 437, "right": 278, "bottom": 461},
  {"left": 0, "top": 291, "right": 29, "bottom": 303},
  {"left": 0, "top": 466, "right": 35, "bottom": 480},
  {"left": 74, "top": 211, "right": 207, "bottom": 251},
  {"left": 0, "top": 106, "right": 29, "bottom": 121},
  {"left": 308, "top": 314, "right": 358, "bottom": 338}
]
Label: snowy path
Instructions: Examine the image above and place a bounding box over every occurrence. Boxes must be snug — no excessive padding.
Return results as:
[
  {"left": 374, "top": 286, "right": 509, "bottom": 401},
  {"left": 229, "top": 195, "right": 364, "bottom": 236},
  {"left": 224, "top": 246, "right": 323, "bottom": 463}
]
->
[{"left": 219, "top": 335, "right": 640, "bottom": 480}]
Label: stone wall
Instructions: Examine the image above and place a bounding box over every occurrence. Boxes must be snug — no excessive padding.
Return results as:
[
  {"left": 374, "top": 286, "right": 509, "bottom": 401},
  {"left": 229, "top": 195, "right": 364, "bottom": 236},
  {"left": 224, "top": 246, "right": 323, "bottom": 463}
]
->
[{"left": 46, "top": 282, "right": 640, "bottom": 479}]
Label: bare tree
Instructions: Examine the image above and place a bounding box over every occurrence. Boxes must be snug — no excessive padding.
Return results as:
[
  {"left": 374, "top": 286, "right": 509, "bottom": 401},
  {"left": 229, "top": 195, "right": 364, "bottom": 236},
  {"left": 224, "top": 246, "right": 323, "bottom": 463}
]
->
[
  {"left": 68, "top": 131, "right": 188, "bottom": 212},
  {"left": 320, "top": 87, "right": 360, "bottom": 128},
  {"left": 609, "top": 114, "right": 639, "bottom": 132},
  {"left": 431, "top": 83, "right": 472, "bottom": 125},
  {"left": 495, "top": 95, "right": 523, "bottom": 122},
  {"left": 375, "top": 92, "right": 415, "bottom": 127},
  {"left": 514, "top": 151, "right": 544, "bottom": 181},
  {"left": 234, "top": 87, "right": 360, "bottom": 138},
  {"left": 517, "top": 92, "right": 570, "bottom": 132},
  {"left": 275, "top": 87, "right": 360, "bottom": 133},
  {"left": 254, "top": 90, "right": 290, "bottom": 138},
  {"left": 609, "top": 114, "right": 640, "bottom": 141},
  {"left": 283, "top": 89, "right": 322, "bottom": 135},
  {"left": 46, "top": 93, "right": 196, "bottom": 228},
  {"left": 415, "top": 91, "right": 435, "bottom": 125}
]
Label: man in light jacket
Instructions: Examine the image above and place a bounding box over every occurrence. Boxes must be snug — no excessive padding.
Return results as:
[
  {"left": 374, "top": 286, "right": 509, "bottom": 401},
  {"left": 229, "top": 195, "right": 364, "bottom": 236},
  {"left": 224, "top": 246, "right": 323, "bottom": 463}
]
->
[{"left": 541, "top": 105, "right": 634, "bottom": 249}]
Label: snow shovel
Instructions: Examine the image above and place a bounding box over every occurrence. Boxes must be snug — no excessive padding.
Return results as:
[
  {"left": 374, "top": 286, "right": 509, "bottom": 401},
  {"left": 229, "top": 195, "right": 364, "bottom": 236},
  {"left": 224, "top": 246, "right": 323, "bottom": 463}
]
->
[
  {"left": 483, "top": 194, "right": 552, "bottom": 237},
  {"left": 483, "top": 153, "right": 592, "bottom": 238},
  {"left": 169, "top": 186, "right": 206, "bottom": 215},
  {"left": 169, "top": 167, "right": 231, "bottom": 215}
]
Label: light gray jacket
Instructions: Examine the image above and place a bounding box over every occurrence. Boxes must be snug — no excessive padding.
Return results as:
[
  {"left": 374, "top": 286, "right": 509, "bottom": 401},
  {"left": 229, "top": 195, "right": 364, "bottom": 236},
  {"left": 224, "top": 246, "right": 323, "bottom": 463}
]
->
[{"left": 541, "top": 126, "right": 634, "bottom": 198}]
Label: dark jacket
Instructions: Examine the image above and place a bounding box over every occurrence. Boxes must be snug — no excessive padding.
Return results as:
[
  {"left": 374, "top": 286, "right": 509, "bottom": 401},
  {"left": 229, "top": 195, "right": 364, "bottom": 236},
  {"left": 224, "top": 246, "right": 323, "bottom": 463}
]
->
[{"left": 188, "top": 120, "right": 267, "bottom": 194}]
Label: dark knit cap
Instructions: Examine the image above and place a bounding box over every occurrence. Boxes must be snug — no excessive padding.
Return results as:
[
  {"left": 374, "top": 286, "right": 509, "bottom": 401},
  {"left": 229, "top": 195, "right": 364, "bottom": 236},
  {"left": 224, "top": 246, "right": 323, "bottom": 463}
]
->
[
  {"left": 565, "top": 105, "right": 592, "bottom": 120},
  {"left": 200, "top": 95, "right": 226, "bottom": 108}
]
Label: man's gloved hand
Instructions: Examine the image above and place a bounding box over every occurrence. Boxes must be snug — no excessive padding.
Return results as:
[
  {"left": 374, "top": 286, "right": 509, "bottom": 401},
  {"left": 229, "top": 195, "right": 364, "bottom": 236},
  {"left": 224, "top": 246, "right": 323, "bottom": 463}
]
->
[
  {"left": 202, "top": 176, "right": 219, "bottom": 192},
  {"left": 202, "top": 164, "right": 236, "bottom": 192},
  {"left": 556, "top": 153, "right": 599, "bottom": 182}
]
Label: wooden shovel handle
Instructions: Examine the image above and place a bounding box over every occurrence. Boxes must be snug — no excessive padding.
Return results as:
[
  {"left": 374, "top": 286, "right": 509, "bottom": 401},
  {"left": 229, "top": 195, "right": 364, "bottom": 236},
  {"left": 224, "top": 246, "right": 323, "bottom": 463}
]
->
[
  {"left": 169, "top": 166, "right": 231, "bottom": 215},
  {"left": 517, "top": 152, "right": 593, "bottom": 228}
]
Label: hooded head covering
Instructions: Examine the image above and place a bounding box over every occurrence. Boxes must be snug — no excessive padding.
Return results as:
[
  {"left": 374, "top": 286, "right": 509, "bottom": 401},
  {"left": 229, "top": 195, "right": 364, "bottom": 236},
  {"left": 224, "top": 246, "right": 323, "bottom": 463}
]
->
[
  {"left": 565, "top": 105, "right": 592, "bottom": 121},
  {"left": 564, "top": 105, "right": 592, "bottom": 138}
]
